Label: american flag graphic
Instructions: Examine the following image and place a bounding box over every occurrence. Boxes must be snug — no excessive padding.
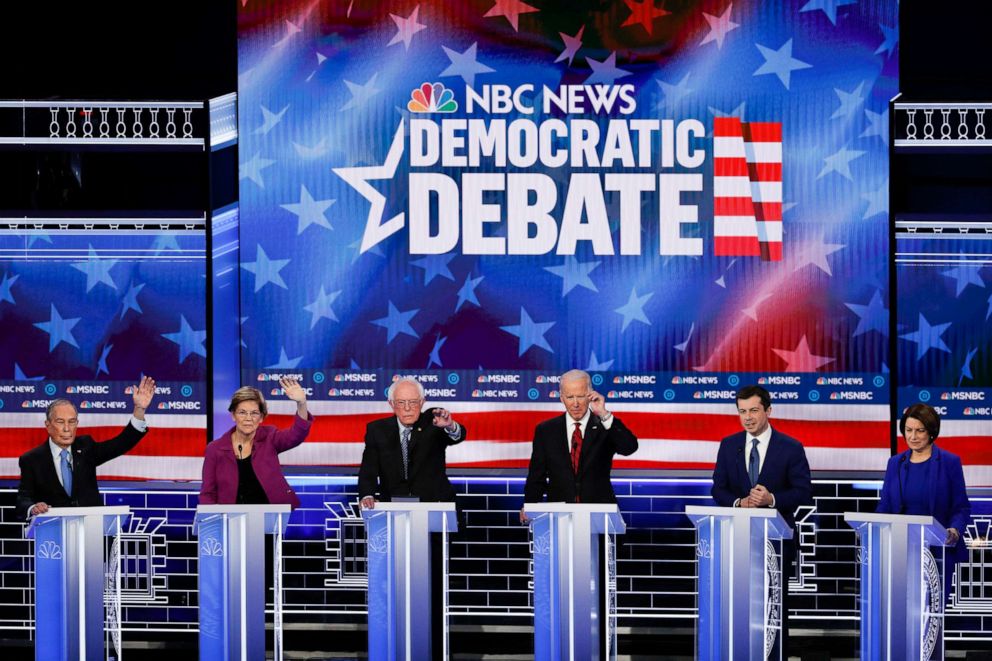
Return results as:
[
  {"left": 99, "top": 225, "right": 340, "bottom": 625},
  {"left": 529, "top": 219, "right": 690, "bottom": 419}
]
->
[{"left": 712, "top": 118, "right": 783, "bottom": 261}]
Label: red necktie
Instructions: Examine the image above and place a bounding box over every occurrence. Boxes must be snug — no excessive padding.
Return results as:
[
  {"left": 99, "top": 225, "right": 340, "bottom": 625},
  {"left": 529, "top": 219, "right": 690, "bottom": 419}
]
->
[{"left": 570, "top": 422, "right": 583, "bottom": 475}]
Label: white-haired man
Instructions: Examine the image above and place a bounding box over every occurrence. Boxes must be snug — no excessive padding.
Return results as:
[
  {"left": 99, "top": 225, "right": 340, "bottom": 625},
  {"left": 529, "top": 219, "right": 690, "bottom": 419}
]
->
[
  {"left": 358, "top": 376, "right": 466, "bottom": 508},
  {"left": 521, "top": 369, "right": 638, "bottom": 522}
]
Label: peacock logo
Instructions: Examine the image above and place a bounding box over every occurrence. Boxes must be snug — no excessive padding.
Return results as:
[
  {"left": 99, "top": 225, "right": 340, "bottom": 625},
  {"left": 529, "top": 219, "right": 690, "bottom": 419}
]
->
[{"left": 408, "top": 82, "right": 458, "bottom": 113}]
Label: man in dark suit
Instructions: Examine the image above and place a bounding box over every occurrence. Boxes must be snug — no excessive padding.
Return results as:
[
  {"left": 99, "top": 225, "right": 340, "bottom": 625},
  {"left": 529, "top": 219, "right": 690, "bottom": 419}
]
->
[
  {"left": 357, "top": 376, "right": 466, "bottom": 656},
  {"left": 357, "top": 377, "right": 465, "bottom": 507},
  {"left": 521, "top": 369, "right": 638, "bottom": 521},
  {"left": 15, "top": 375, "right": 157, "bottom": 521},
  {"left": 711, "top": 384, "right": 812, "bottom": 657}
]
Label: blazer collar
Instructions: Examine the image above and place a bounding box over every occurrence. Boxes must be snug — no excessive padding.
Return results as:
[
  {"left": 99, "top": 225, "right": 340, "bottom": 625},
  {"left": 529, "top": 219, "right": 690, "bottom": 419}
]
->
[
  {"left": 42, "top": 438, "right": 73, "bottom": 498},
  {"left": 565, "top": 413, "right": 602, "bottom": 476}
]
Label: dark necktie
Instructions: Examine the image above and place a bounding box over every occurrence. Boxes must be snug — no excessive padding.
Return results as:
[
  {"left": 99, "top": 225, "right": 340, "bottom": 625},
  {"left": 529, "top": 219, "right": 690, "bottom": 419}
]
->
[
  {"left": 749, "top": 438, "right": 760, "bottom": 487},
  {"left": 60, "top": 448, "right": 73, "bottom": 497},
  {"left": 570, "top": 422, "right": 583, "bottom": 475},
  {"left": 400, "top": 426, "right": 411, "bottom": 480}
]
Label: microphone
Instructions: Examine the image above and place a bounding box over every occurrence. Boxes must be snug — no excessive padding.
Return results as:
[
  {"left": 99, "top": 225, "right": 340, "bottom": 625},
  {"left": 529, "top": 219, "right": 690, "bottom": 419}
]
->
[{"left": 237, "top": 444, "right": 243, "bottom": 459}]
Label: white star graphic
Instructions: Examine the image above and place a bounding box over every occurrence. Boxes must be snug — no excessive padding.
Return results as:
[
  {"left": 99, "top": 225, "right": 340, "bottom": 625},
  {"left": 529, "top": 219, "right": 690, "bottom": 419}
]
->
[
  {"left": 440, "top": 42, "right": 495, "bottom": 87},
  {"left": 240, "top": 152, "right": 276, "bottom": 188},
  {"left": 555, "top": 25, "right": 585, "bottom": 65},
  {"left": 254, "top": 104, "right": 288, "bottom": 135},
  {"left": 655, "top": 73, "right": 694, "bottom": 110},
  {"left": 303, "top": 286, "right": 341, "bottom": 329},
  {"left": 817, "top": 145, "right": 866, "bottom": 181},
  {"left": 333, "top": 120, "right": 406, "bottom": 254},
  {"left": 280, "top": 185, "right": 335, "bottom": 234},
  {"left": 615, "top": 287, "right": 653, "bottom": 331},
  {"left": 292, "top": 137, "right": 329, "bottom": 159},
  {"left": 484, "top": 0, "right": 539, "bottom": 32},
  {"left": 700, "top": 4, "right": 739, "bottom": 50},
  {"left": 387, "top": 5, "right": 427, "bottom": 51},
  {"left": 800, "top": 0, "right": 856, "bottom": 26},
  {"left": 341, "top": 73, "right": 383, "bottom": 111},
  {"left": 791, "top": 233, "right": 845, "bottom": 276},
  {"left": 861, "top": 108, "right": 888, "bottom": 144},
  {"left": 772, "top": 335, "right": 834, "bottom": 372},
  {"left": 830, "top": 81, "right": 865, "bottom": 120},
  {"left": 585, "top": 51, "right": 632, "bottom": 85},
  {"left": 861, "top": 179, "right": 887, "bottom": 219},
  {"left": 754, "top": 39, "right": 812, "bottom": 90}
]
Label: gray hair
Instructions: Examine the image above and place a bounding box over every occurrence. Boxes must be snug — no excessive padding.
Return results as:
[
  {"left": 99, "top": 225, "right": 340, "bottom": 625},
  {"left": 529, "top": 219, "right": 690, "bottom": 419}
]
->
[
  {"left": 46, "top": 399, "right": 77, "bottom": 421},
  {"left": 387, "top": 377, "right": 426, "bottom": 402},
  {"left": 559, "top": 369, "right": 591, "bottom": 388}
]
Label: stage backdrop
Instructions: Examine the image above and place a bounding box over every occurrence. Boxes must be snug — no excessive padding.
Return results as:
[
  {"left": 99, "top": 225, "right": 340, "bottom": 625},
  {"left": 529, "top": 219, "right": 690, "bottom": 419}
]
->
[
  {"left": 0, "top": 227, "right": 208, "bottom": 480},
  {"left": 233, "top": 0, "right": 904, "bottom": 475}
]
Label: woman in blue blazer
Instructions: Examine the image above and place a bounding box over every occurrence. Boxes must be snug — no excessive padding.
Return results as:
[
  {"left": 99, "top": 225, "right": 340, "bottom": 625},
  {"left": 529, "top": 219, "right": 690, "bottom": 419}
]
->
[{"left": 877, "top": 403, "right": 971, "bottom": 564}]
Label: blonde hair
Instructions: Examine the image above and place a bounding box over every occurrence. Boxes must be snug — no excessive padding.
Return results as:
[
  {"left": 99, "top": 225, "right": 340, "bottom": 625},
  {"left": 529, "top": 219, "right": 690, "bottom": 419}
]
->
[{"left": 228, "top": 386, "right": 268, "bottom": 418}]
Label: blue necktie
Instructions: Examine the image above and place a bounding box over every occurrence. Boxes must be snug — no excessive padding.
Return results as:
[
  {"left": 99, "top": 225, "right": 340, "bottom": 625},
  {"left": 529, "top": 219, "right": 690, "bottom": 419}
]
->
[
  {"left": 60, "top": 448, "right": 73, "bottom": 497},
  {"left": 748, "top": 438, "right": 760, "bottom": 487},
  {"left": 400, "top": 427, "right": 411, "bottom": 480}
]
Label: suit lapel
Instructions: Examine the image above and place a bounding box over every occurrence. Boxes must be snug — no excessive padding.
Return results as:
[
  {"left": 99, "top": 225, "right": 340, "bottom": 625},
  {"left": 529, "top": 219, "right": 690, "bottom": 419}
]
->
[
  {"left": 555, "top": 415, "right": 572, "bottom": 466},
  {"left": 41, "top": 440, "right": 72, "bottom": 499},
  {"left": 757, "top": 431, "right": 777, "bottom": 486},
  {"left": 734, "top": 433, "right": 750, "bottom": 492},
  {"left": 386, "top": 419, "right": 406, "bottom": 482},
  {"left": 405, "top": 415, "right": 429, "bottom": 481},
  {"left": 928, "top": 446, "right": 940, "bottom": 516},
  {"left": 578, "top": 415, "right": 601, "bottom": 476}
]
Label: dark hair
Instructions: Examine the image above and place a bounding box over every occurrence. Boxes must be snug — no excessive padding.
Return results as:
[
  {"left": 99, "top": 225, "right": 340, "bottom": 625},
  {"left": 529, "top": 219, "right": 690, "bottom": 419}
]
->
[
  {"left": 900, "top": 403, "right": 940, "bottom": 443},
  {"left": 45, "top": 398, "right": 77, "bottom": 421},
  {"left": 227, "top": 386, "right": 268, "bottom": 418},
  {"left": 735, "top": 385, "right": 771, "bottom": 410}
]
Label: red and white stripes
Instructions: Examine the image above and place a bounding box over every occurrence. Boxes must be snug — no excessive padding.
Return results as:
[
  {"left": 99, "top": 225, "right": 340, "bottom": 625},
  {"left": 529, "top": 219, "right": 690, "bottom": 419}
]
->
[{"left": 713, "top": 117, "right": 783, "bottom": 261}]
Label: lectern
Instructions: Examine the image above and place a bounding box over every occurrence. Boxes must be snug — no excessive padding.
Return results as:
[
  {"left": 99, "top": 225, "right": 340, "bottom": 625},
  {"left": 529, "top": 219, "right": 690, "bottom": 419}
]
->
[
  {"left": 362, "top": 502, "right": 458, "bottom": 661},
  {"left": 195, "top": 504, "right": 291, "bottom": 661},
  {"left": 26, "top": 506, "right": 130, "bottom": 661},
  {"left": 845, "top": 512, "right": 948, "bottom": 660},
  {"left": 524, "top": 503, "right": 626, "bottom": 661},
  {"left": 685, "top": 505, "right": 793, "bottom": 661}
]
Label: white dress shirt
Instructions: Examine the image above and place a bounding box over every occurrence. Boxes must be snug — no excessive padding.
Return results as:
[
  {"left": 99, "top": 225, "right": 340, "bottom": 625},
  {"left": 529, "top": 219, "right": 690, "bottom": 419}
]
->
[
  {"left": 563, "top": 409, "right": 614, "bottom": 450},
  {"left": 47, "top": 416, "right": 148, "bottom": 489},
  {"left": 735, "top": 424, "right": 776, "bottom": 508}
]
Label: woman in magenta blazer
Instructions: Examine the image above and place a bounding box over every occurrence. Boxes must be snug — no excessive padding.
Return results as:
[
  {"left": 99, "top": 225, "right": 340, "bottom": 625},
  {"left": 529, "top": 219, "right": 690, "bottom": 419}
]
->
[{"left": 200, "top": 377, "right": 313, "bottom": 508}]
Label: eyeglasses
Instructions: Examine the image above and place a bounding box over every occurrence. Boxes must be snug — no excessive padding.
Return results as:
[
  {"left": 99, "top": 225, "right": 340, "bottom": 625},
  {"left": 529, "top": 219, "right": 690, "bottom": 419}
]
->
[
  {"left": 235, "top": 410, "right": 262, "bottom": 419},
  {"left": 392, "top": 399, "right": 422, "bottom": 409},
  {"left": 51, "top": 418, "right": 79, "bottom": 427}
]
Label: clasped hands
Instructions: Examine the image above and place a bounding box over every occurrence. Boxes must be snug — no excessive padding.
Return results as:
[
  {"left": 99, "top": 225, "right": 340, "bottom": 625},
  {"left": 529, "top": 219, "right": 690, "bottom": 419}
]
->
[{"left": 738, "top": 484, "right": 774, "bottom": 508}]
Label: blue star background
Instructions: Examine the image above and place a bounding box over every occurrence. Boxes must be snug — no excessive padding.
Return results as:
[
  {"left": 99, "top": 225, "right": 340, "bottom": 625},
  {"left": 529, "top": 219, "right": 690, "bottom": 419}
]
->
[
  {"left": 237, "top": 0, "right": 897, "bottom": 376},
  {"left": 0, "top": 232, "right": 206, "bottom": 381}
]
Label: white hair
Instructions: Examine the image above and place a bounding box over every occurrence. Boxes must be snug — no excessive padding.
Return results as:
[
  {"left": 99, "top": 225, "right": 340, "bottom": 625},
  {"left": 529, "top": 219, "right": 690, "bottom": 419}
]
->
[
  {"left": 387, "top": 376, "right": 426, "bottom": 402},
  {"left": 559, "top": 369, "right": 591, "bottom": 388}
]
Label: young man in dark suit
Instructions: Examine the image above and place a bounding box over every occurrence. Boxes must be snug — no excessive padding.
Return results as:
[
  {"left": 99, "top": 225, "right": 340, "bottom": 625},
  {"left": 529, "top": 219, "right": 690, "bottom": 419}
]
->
[
  {"left": 520, "top": 369, "right": 638, "bottom": 519},
  {"left": 711, "top": 384, "right": 813, "bottom": 658},
  {"left": 15, "top": 375, "right": 157, "bottom": 521}
]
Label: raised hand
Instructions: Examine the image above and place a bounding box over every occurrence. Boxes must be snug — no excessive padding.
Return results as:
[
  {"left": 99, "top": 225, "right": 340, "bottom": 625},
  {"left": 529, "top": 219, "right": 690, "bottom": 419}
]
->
[
  {"left": 132, "top": 375, "right": 156, "bottom": 416},
  {"left": 588, "top": 390, "right": 609, "bottom": 418},
  {"left": 432, "top": 407, "right": 455, "bottom": 430},
  {"left": 280, "top": 377, "right": 309, "bottom": 419},
  {"left": 279, "top": 377, "right": 306, "bottom": 402}
]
